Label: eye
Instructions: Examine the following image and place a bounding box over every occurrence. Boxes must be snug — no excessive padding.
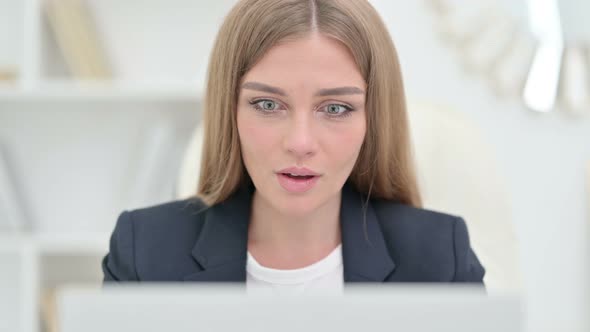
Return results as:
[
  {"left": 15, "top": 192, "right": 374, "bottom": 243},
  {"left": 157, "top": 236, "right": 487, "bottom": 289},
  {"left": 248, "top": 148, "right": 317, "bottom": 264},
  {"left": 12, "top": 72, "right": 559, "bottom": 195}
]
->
[
  {"left": 323, "top": 103, "right": 353, "bottom": 117},
  {"left": 250, "top": 99, "right": 282, "bottom": 113}
]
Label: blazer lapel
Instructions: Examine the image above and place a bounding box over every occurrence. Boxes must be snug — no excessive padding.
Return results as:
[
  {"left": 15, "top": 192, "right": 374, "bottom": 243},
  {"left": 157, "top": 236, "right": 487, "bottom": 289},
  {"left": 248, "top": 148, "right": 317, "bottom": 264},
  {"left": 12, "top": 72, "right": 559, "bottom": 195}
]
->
[
  {"left": 183, "top": 182, "right": 253, "bottom": 282},
  {"left": 184, "top": 181, "right": 397, "bottom": 283},
  {"left": 340, "top": 182, "right": 397, "bottom": 282}
]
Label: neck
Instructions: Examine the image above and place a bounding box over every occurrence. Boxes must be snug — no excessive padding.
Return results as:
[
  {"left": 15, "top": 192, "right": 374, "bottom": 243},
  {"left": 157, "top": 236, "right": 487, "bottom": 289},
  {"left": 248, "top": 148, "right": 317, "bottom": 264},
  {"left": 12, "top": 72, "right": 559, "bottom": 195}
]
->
[{"left": 247, "top": 190, "right": 342, "bottom": 269}]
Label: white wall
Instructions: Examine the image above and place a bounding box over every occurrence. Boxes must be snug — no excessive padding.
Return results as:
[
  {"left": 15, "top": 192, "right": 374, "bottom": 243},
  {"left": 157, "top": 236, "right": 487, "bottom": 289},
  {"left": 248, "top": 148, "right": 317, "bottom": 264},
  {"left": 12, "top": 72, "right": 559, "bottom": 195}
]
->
[
  {"left": 0, "top": 0, "right": 22, "bottom": 70},
  {"left": 369, "top": 1, "right": 590, "bottom": 331}
]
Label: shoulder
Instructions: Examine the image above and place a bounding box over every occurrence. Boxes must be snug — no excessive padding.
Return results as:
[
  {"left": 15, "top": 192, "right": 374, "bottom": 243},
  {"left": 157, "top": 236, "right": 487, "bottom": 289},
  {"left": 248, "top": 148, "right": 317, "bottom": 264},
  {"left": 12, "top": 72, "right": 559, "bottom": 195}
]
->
[
  {"left": 102, "top": 197, "right": 210, "bottom": 281},
  {"left": 372, "top": 199, "right": 484, "bottom": 282},
  {"left": 119, "top": 198, "right": 210, "bottom": 249},
  {"left": 373, "top": 200, "right": 465, "bottom": 244},
  {"left": 126, "top": 197, "right": 209, "bottom": 235}
]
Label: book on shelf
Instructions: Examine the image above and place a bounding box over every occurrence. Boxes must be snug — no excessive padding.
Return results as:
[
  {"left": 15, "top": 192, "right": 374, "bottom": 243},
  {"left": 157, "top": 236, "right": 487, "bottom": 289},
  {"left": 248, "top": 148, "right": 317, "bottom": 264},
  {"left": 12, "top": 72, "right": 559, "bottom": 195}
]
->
[
  {"left": 0, "top": 67, "right": 17, "bottom": 82},
  {"left": 41, "top": 289, "right": 59, "bottom": 332},
  {"left": 44, "top": 0, "right": 113, "bottom": 79}
]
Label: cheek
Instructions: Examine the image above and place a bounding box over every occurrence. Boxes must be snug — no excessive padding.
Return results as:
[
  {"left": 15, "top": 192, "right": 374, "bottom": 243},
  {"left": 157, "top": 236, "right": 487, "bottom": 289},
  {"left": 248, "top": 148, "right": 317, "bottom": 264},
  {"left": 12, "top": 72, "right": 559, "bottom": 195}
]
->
[
  {"left": 237, "top": 110, "right": 279, "bottom": 162},
  {"left": 327, "top": 118, "right": 366, "bottom": 164}
]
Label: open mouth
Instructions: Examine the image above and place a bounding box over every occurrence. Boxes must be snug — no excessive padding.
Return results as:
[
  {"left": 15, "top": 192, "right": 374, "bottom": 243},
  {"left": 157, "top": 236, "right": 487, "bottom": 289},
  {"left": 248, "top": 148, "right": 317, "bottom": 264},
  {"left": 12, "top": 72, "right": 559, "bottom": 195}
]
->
[
  {"left": 276, "top": 173, "right": 320, "bottom": 193},
  {"left": 281, "top": 173, "right": 315, "bottom": 180}
]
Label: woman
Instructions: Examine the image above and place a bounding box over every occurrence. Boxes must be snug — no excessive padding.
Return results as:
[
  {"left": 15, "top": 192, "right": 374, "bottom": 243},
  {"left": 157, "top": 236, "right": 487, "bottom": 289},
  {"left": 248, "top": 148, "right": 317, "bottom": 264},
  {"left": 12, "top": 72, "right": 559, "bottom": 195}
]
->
[{"left": 102, "top": 0, "right": 485, "bottom": 292}]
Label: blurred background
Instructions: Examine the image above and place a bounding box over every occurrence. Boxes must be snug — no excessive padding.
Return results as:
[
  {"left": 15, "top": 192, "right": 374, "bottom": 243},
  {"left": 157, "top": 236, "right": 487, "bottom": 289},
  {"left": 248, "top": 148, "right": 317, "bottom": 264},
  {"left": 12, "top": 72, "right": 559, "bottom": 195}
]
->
[{"left": 0, "top": 0, "right": 588, "bottom": 331}]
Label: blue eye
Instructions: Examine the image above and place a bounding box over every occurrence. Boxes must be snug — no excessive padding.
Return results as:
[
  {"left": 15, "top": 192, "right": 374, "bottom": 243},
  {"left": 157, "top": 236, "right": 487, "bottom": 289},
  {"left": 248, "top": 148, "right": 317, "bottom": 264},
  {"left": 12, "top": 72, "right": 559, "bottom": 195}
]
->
[
  {"left": 249, "top": 99, "right": 354, "bottom": 118},
  {"left": 324, "top": 104, "right": 353, "bottom": 117},
  {"left": 250, "top": 99, "right": 280, "bottom": 113}
]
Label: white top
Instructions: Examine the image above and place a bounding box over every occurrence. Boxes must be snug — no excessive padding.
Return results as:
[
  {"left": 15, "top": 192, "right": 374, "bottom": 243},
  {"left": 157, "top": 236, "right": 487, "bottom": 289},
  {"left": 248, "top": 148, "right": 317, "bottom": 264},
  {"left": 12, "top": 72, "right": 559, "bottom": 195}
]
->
[{"left": 246, "top": 244, "right": 344, "bottom": 295}]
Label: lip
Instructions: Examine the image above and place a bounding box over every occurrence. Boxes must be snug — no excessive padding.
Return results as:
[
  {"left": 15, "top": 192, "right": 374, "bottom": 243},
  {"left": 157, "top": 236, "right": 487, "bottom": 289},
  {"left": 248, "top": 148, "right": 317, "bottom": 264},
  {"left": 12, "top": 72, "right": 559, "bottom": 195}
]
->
[
  {"left": 276, "top": 167, "right": 320, "bottom": 176},
  {"left": 275, "top": 167, "right": 321, "bottom": 193},
  {"left": 276, "top": 173, "right": 320, "bottom": 193}
]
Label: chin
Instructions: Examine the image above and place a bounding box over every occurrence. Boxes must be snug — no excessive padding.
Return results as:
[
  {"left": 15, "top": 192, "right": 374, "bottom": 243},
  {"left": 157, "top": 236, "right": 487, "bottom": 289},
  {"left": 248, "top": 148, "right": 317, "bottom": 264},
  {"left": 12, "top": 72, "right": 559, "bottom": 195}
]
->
[{"left": 273, "top": 192, "right": 326, "bottom": 217}]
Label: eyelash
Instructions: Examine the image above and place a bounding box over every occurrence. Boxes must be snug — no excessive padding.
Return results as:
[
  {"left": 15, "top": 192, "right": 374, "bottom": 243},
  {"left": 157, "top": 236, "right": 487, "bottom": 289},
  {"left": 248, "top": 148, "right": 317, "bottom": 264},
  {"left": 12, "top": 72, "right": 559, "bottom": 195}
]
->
[{"left": 248, "top": 98, "right": 355, "bottom": 118}]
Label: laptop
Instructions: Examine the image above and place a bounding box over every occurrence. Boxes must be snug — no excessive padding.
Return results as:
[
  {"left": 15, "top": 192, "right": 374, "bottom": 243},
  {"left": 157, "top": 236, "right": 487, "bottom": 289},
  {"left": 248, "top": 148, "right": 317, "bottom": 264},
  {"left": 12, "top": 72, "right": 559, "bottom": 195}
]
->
[{"left": 56, "top": 284, "right": 522, "bottom": 332}]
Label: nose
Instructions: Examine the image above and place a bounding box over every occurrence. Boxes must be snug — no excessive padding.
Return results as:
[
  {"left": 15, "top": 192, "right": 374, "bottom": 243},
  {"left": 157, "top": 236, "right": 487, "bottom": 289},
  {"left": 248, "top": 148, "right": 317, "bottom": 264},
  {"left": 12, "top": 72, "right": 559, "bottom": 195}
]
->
[{"left": 282, "top": 111, "right": 318, "bottom": 161}]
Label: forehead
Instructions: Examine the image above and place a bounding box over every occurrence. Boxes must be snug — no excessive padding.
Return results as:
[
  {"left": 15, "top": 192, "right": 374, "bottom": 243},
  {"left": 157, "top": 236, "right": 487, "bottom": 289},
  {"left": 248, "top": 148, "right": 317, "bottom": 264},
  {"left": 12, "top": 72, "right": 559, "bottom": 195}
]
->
[{"left": 242, "top": 34, "right": 366, "bottom": 90}]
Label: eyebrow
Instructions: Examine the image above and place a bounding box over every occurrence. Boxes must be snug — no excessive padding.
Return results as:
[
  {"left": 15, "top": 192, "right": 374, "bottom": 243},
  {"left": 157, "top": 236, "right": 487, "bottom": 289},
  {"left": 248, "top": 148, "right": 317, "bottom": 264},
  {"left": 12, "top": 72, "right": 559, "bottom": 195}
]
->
[{"left": 241, "top": 81, "right": 364, "bottom": 97}]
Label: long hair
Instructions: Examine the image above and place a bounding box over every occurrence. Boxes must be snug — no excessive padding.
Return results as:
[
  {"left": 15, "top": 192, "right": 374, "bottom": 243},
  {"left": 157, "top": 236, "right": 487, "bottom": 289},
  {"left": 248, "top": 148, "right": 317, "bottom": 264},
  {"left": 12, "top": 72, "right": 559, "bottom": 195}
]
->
[{"left": 197, "top": 0, "right": 422, "bottom": 208}]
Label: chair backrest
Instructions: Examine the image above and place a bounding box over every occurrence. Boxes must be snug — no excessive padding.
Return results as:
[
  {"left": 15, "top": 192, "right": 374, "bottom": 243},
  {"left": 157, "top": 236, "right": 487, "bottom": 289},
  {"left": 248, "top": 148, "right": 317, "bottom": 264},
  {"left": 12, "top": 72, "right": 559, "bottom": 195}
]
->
[
  {"left": 407, "top": 101, "right": 521, "bottom": 292},
  {"left": 175, "top": 101, "right": 522, "bottom": 292}
]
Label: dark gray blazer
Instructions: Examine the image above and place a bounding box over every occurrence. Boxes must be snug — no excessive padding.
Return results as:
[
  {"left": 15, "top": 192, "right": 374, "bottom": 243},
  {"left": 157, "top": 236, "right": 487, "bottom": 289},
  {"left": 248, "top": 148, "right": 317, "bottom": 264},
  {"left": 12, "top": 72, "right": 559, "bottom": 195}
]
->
[{"left": 102, "top": 181, "right": 485, "bottom": 283}]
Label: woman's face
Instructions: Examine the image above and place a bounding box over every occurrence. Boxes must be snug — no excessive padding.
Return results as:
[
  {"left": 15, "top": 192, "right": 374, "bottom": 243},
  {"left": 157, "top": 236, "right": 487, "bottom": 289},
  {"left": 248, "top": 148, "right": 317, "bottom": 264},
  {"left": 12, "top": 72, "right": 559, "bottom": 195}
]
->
[{"left": 237, "top": 34, "right": 366, "bottom": 217}]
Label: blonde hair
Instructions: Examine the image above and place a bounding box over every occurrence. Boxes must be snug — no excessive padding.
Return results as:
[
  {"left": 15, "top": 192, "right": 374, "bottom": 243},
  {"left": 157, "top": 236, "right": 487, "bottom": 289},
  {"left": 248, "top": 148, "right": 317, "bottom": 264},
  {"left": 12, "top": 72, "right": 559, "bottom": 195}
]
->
[{"left": 198, "top": 0, "right": 422, "bottom": 208}]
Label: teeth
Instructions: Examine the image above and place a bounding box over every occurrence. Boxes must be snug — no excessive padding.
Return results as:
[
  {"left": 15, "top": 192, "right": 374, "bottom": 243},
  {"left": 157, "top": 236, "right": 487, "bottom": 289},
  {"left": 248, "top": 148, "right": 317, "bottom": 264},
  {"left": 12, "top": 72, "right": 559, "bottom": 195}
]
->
[{"left": 287, "top": 173, "right": 310, "bottom": 177}]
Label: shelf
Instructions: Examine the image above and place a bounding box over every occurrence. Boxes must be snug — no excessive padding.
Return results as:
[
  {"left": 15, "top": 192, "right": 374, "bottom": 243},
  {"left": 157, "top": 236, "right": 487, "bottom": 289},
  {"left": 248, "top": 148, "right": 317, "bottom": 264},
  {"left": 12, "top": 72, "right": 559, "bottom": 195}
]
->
[
  {"left": 1, "top": 1, "right": 222, "bottom": 331},
  {"left": 34, "top": 231, "right": 111, "bottom": 255},
  {"left": 0, "top": 80, "right": 204, "bottom": 102},
  {"left": 0, "top": 232, "right": 110, "bottom": 255}
]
